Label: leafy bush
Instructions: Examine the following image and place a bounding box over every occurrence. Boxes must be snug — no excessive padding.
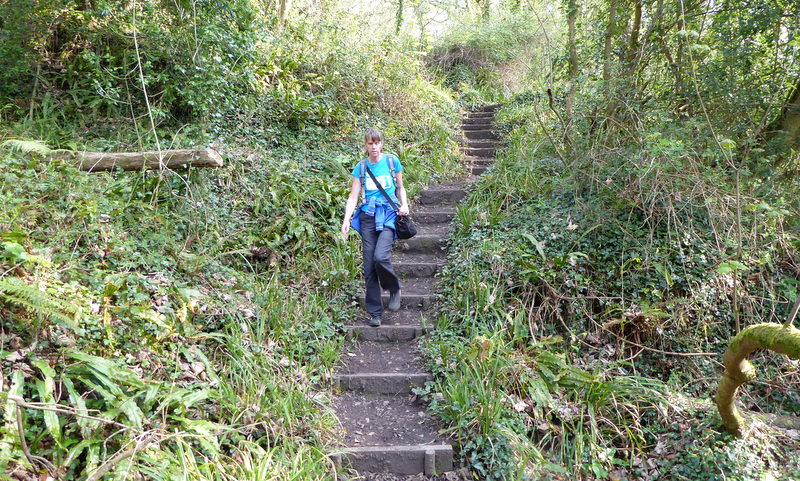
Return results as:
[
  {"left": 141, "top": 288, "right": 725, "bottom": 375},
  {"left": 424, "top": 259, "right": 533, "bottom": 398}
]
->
[{"left": 427, "top": 13, "right": 553, "bottom": 104}]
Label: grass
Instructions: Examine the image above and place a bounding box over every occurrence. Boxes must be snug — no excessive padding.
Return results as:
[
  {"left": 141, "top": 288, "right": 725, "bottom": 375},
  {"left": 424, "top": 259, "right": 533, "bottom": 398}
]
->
[
  {"left": 0, "top": 33, "right": 464, "bottom": 475},
  {"left": 419, "top": 95, "right": 800, "bottom": 479}
]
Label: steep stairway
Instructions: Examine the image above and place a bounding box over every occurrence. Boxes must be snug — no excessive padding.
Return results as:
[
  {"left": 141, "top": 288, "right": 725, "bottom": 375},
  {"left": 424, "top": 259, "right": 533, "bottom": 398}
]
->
[{"left": 331, "top": 104, "right": 500, "bottom": 477}]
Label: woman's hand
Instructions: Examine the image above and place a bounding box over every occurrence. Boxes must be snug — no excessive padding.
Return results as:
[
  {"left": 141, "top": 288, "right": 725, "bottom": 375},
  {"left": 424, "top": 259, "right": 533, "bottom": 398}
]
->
[
  {"left": 341, "top": 220, "right": 350, "bottom": 240},
  {"left": 398, "top": 204, "right": 410, "bottom": 216}
]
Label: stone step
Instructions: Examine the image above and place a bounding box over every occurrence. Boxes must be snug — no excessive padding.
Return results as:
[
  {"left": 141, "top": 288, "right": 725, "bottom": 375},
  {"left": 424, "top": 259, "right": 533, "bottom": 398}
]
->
[
  {"left": 338, "top": 340, "right": 426, "bottom": 374},
  {"left": 465, "top": 147, "right": 495, "bottom": 157},
  {"left": 378, "top": 308, "right": 429, "bottom": 326},
  {"left": 335, "top": 373, "right": 432, "bottom": 394},
  {"left": 465, "top": 139, "right": 499, "bottom": 148},
  {"left": 334, "top": 444, "right": 454, "bottom": 475},
  {"left": 419, "top": 186, "right": 466, "bottom": 205},
  {"left": 332, "top": 393, "right": 453, "bottom": 475},
  {"left": 410, "top": 207, "right": 455, "bottom": 224},
  {"left": 461, "top": 118, "right": 493, "bottom": 127},
  {"left": 358, "top": 292, "right": 433, "bottom": 310},
  {"left": 467, "top": 111, "right": 494, "bottom": 119},
  {"left": 345, "top": 325, "right": 427, "bottom": 342},
  {"left": 396, "top": 233, "right": 446, "bottom": 255},
  {"left": 464, "top": 129, "right": 498, "bottom": 140},
  {"left": 393, "top": 253, "right": 445, "bottom": 278},
  {"left": 472, "top": 166, "right": 488, "bottom": 175},
  {"left": 467, "top": 157, "right": 494, "bottom": 166},
  {"left": 356, "top": 277, "right": 435, "bottom": 310},
  {"left": 475, "top": 103, "right": 501, "bottom": 112}
]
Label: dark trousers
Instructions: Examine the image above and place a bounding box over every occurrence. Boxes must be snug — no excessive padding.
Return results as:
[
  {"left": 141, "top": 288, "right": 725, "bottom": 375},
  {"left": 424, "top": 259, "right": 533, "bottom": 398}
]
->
[{"left": 359, "top": 212, "right": 401, "bottom": 317}]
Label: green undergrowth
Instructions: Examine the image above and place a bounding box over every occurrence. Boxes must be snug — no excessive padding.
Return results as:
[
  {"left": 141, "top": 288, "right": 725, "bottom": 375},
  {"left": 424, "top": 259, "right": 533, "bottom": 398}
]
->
[
  {"left": 0, "top": 128, "right": 459, "bottom": 476},
  {"left": 427, "top": 12, "right": 556, "bottom": 107},
  {"left": 422, "top": 95, "right": 800, "bottom": 479},
  {"left": 0, "top": 144, "right": 351, "bottom": 478},
  {"left": 0, "top": 4, "right": 465, "bottom": 478}
]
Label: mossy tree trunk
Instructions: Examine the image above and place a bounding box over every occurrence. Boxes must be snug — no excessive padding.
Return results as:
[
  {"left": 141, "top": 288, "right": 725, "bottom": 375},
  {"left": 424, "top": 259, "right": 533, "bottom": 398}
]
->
[
  {"left": 602, "top": 0, "right": 617, "bottom": 104},
  {"left": 395, "top": 0, "right": 404, "bottom": 35},
  {"left": 716, "top": 323, "right": 800, "bottom": 437},
  {"left": 768, "top": 76, "right": 800, "bottom": 152},
  {"left": 565, "top": 0, "right": 578, "bottom": 123}
]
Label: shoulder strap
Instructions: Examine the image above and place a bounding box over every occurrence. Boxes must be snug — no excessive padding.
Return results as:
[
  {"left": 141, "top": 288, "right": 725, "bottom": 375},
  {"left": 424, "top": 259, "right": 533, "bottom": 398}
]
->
[
  {"left": 359, "top": 158, "right": 366, "bottom": 202},
  {"left": 387, "top": 154, "right": 397, "bottom": 188},
  {"left": 364, "top": 163, "right": 399, "bottom": 212}
]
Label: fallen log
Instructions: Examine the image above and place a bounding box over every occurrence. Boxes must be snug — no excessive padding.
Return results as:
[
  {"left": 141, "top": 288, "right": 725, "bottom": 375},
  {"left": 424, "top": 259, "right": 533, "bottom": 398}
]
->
[{"left": 48, "top": 148, "right": 223, "bottom": 172}]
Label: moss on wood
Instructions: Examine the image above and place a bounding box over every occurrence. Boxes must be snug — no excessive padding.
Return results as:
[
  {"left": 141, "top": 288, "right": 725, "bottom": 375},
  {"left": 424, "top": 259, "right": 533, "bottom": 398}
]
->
[{"left": 716, "top": 323, "right": 800, "bottom": 436}]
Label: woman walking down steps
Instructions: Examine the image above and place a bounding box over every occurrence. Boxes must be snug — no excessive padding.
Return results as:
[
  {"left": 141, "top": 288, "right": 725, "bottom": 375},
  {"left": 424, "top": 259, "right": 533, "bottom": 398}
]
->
[
  {"left": 341, "top": 128, "right": 409, "bottom": 327},
  {"left": 332, "top": 105, "right": 500, "bottom": 477}
]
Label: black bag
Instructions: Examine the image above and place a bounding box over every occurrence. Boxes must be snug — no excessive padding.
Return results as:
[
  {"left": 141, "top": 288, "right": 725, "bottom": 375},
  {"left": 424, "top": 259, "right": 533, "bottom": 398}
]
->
[
  {"left": 395, "top": 214, "right": 417, "bottom": 240},
  {"left": 365, "top": 163, "right": 417, "bottom": 239}
]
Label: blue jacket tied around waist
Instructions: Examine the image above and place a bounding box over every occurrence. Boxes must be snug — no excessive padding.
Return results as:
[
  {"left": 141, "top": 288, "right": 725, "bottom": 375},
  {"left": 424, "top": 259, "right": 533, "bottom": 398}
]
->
[{"left": 350, "top": 195, "right": 398, "bottom": 239}]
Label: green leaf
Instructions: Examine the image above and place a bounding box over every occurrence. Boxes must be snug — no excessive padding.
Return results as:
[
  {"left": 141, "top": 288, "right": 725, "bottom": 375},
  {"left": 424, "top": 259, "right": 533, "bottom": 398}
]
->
[
  {"left": 63, "top": 376, "right": 98, "bottom": 437},
  {"left": 82, "top": 443, "right": 100, "bottom": 478},
  {"left": 0, "top": 139, "right": 52, "bottom": 155},
  {"left": 118, "top": 396, "right": 144, "bottom": 428},
  {"left": 2, "top": 241, "right": 27, "bottom": 260},
  {"left": 0, "top": 371, "right": 25, "bottom": 461},
  {"left": 35, "top": 377, "right": 62, "bottom": 445},
  {"left": 522, "top": 233, "right": 546, "bottom": 260},
  {"left": 176, "top": 287, "right": 203, "bottom": 301},
  {"left": 717, "top": 261, "right": 748, "bottom": 275},
  {"left": 31, "top": 358, "right": 56, "bottom": 378},
  {"left": 64, "top": 439, "right": 96, "bottom": 467}
]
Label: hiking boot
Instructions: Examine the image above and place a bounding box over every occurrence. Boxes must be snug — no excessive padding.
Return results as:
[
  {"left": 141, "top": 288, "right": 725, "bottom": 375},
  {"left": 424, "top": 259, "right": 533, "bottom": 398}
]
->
[
  {"left": 367, "top": 316, "right": 381, "bottom": 327},
  {"left": 388, "top": 289, "right": 401, "bottom": 311}
]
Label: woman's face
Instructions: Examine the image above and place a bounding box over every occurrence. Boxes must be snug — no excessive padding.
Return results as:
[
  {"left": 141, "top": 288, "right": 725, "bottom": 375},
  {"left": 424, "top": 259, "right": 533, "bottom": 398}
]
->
[{"left": 366, "top": 138, "right": 383, "bottom": 159}]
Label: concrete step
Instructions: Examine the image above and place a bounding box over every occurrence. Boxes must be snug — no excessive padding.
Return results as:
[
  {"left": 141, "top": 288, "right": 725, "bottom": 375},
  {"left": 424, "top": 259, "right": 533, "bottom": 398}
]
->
[
  {"left": 393, "top": 253, "right": 445, "bottom": 278},
  {"left": 334, "top": 444, "right": 454, "bottom": 475},
  {"left": 396, "top": 233, "right": 446, "bottom": 255},
  {"left": 410, "top": 207, "right": 456, "bottom": 224},
  {"left": 358, "top": 292, "right": 433, "bottom": 310},
  {"left": 380, "top": 307, "right": 431, "bottom": 326},
  {"left": 336, "top": 341, "right": 431, "bottom": 393},
  {"left": 419, "top": 186, "right": 466, "bottom": 205},
  {"left": 466, "top": 157, "right": 493, "bottom": 166},
  {"left": 335, "top": 373, "right": 432, "bottom": 394},
  {"left": 345, "top": 325, "right": 427, "bottom": 342},
  {"left": 464, "top": 147, "right": 495, "bottom": 157},
  {"left": 332, "top": 393, "right": 453, "bottom": 475},
  {"left": 464, "top": 129, "right": 498, "bottom": 140},
  {"left": 475, "top": 103, "right": 501, "bottom": 112},
  {"left": 356, "top": 277, "right": 435, "bottom": 310},
  {"left": 472, "top": 166, "right": 488, "bottom": 175},
  {"left": 467, "top": 111, "right": 494, "bottom": 119},
  {"left": 465, "top": 139, "right": 499, "bottom": 148},
  {"left": 461, "top": 119, "right": 493, "bottom": 128}
]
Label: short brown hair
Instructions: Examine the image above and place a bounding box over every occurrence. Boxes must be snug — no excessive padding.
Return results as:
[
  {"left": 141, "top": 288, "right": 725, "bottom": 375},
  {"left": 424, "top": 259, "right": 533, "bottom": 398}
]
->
[{"left": 365, "top": 128, "right": 383, "bottom": 143}]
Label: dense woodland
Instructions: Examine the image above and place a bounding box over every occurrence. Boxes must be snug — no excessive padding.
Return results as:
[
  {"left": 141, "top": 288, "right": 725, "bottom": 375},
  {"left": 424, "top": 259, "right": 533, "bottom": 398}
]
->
[{"left": 1, "top": 0, "right": 799, "bottom": 479}]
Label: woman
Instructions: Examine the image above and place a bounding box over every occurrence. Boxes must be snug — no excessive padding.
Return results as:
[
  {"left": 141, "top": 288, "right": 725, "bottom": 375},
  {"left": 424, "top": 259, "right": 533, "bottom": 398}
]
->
[{"left": 341, "top": 128, "right": 410, "bottom": 327}]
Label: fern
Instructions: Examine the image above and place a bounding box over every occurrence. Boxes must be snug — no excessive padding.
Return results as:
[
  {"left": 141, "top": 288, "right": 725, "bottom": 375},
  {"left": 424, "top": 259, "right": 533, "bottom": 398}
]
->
[
  {"left": 0, "top": 139, "right": 52, "bottom": 155},
  {"left": 0, "top": 277, "right": 77, "bottom": 328}
]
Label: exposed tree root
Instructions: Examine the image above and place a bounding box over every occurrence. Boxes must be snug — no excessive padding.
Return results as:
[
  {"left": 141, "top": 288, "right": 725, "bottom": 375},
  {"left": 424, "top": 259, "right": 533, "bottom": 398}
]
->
[{"left": 716, "top": 322, "right": 800, "bottom": 436}]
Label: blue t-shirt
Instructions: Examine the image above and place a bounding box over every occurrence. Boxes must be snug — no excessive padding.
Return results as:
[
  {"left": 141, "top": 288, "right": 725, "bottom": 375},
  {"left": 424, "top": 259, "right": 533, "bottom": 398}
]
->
[{"left": 351, "top": 154, "right": 403, "bottom": 201}]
